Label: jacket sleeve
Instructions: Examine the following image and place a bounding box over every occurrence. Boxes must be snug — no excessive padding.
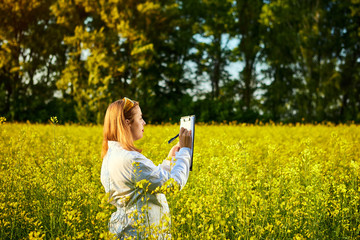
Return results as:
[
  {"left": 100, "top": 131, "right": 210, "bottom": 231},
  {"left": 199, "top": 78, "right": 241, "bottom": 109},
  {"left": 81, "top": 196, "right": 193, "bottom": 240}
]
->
[
  {"left": 159, "top": 159, "right": 171, "bottom": 173},
  {"left": 132, "top": 147, "right": 191, "bottom": 192}
]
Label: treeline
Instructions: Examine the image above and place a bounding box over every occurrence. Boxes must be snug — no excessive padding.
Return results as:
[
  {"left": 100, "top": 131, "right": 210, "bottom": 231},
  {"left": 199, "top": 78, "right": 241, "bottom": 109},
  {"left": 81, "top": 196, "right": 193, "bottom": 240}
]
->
[{"left": 1, "top": 0, "right": 359, "bottom": 124}]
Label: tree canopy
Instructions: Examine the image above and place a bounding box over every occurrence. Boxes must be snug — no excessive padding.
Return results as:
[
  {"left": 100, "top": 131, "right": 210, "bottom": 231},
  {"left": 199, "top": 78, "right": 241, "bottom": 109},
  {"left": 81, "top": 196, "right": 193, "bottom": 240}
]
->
[{"left": 1, "top": 0, "right": 359, "bottom": 123}]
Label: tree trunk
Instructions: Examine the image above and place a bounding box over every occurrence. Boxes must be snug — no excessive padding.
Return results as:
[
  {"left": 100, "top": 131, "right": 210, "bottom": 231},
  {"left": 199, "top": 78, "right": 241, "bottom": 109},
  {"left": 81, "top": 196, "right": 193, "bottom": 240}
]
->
[
  {"left": 243, "top": 57, "right": 254, "bottom": 110},
  {"left": 211, "top": 34, "right": 221, "bottom": 99}
]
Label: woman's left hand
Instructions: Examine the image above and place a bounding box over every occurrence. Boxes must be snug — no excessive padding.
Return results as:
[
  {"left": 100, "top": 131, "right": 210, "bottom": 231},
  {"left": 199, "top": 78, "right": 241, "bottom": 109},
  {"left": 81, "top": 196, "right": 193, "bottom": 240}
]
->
[{"left": 167, "top": 143, "right": 180, "bottom": 159}]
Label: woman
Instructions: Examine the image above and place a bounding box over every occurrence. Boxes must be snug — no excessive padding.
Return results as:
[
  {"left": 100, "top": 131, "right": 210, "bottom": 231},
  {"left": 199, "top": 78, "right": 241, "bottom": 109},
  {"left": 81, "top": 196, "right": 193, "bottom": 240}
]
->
[{"left": 100, "top": 97, "right": 192, "bottom": 239}]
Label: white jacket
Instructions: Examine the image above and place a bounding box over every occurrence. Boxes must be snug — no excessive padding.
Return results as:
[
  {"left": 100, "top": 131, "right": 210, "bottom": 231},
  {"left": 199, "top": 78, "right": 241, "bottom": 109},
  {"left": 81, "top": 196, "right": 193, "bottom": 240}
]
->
[{"left": 100, "top": 141, "right": 191, "bottom": 239}]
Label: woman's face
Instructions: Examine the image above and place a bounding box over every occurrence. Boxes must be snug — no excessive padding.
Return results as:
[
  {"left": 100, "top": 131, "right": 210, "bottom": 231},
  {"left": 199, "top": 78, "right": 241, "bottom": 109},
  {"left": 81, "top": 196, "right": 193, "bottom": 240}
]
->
[{"left": 129, "top": 106, "right": 146, "bottom": 141}]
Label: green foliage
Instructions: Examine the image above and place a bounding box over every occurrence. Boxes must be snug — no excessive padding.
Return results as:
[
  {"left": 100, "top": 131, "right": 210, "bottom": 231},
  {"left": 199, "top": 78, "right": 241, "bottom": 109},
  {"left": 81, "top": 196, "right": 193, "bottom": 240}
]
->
[
  {"left": 1, "top": 0, "right": 360, "bottom": 123},
  {"left": 0, "top": 0, "right": 67, "bottom": 122},
  {"left": 259, "top": 0, "right": 360, "bottom": 123}
]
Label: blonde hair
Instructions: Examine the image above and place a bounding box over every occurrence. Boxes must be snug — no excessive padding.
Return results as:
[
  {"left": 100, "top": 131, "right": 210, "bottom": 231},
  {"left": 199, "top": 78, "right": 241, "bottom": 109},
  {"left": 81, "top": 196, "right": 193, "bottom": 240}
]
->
[{"left": 101, "top": 99, "right": 141, "bottom": 159}]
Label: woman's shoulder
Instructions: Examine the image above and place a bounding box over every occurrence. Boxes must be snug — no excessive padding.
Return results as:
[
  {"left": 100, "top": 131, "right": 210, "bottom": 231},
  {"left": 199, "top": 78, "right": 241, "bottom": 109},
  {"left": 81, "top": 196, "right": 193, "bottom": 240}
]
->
[{"left": 107, "top": 141, "right": 145, "bottom": 163}]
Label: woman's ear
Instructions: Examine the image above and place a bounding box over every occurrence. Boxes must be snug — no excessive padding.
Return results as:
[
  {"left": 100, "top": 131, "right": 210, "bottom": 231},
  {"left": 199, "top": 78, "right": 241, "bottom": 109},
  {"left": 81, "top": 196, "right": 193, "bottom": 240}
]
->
[{"left": 125, "top": 119, "right": 131, "bottom": 127}]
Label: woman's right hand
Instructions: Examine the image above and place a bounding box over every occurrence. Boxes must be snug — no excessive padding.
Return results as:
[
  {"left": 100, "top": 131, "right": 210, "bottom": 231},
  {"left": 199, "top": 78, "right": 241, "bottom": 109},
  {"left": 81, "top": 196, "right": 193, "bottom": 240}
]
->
[{"left": 179, "top": 127, "right": 192, "bottom": 149}]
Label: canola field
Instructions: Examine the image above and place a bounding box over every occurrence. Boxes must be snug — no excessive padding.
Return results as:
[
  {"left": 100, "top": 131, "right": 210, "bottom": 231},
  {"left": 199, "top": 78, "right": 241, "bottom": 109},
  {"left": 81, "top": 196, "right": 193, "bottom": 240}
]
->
[{"left": 0, "top": 120, "right": 359, "bottom": 239}]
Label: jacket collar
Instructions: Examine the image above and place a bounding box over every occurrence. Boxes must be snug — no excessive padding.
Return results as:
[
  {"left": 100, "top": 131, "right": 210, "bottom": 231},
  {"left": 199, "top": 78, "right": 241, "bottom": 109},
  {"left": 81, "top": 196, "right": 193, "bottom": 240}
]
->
[{"left": 108, "top": 141, "right": 122, "bottom": 148}]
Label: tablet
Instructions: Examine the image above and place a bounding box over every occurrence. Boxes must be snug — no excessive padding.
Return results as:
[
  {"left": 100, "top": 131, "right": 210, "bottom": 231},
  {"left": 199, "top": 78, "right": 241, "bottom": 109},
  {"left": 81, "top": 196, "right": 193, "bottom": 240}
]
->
[{"left": 180, "top": 115, "right": 195, "bottom": 171}]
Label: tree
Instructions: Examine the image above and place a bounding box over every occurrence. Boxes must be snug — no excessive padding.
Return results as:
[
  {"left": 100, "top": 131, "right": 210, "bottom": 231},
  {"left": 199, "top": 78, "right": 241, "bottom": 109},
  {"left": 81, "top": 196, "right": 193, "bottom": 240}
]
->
[
  {"left": 337, "top": 0, "right": 360, "bottom": 121},
  {"left": 51, "top": 0, "right": 196, "bottom": 123},
  {"left": 232, "top": 0, "right": 264, "bottom": 112},
  {"left": 259, "top": 0, "right": 360, "bottom": 122},
  {"left": 259, "top": 1, "right": 304, "bottom": 121},
  {"left": 0, "top": 0, "right": 65, "bottom": 122},
  {"left": 193, "top": 0, "right": 234, "bottom": 100}
]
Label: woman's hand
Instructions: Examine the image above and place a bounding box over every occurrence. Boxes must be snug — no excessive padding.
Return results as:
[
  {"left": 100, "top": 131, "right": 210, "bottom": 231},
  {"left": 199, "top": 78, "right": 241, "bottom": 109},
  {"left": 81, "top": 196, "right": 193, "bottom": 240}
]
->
[
  {"left": 168, "top": 143, "right": 180, "bottom": 159},
  {"left": 167, "top": 128, "right": 192, "bottom": 159},
  {"left": 179, "top": 127, "right": 192, "bottom": 149}
]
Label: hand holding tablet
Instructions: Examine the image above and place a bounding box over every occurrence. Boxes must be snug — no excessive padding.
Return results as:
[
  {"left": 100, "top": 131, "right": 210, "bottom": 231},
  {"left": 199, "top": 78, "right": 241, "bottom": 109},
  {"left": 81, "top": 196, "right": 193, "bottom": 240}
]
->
[{"left": 168, "top": 115, "right": 195, "bottom": 171}]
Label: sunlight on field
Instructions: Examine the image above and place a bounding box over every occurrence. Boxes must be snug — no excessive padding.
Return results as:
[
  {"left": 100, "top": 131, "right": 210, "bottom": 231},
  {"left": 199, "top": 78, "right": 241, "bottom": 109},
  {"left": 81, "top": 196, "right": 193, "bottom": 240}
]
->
[{"left": 0, "top": 121, "right": 359, "bottom": 239}]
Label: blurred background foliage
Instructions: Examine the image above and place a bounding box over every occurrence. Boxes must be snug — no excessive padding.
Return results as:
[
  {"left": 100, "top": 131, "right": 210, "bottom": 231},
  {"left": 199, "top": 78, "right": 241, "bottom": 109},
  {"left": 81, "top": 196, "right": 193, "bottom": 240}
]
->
[{"left": 0, "top": 0, "right": 359, "bottom": 124}]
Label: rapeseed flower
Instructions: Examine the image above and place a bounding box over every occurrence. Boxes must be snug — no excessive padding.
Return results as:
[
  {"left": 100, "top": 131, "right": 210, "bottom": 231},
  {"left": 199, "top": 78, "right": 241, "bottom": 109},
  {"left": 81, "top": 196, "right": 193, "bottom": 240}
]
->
[{"left": 0, "top": 123, "right": 359, "bottom": 239}]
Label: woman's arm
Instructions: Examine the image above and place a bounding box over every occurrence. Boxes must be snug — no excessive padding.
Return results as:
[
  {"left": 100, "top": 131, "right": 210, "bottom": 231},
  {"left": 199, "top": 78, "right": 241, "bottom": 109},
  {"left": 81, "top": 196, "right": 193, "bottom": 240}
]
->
[
  {"left": 133, "top": 128, "right": 192, "bottom": 192},
  {"left": 159, "top": 143, "right": 181, "bottom": 173},
  {"left": 132, "top": 147, "right": 191, "bottom": 192}
]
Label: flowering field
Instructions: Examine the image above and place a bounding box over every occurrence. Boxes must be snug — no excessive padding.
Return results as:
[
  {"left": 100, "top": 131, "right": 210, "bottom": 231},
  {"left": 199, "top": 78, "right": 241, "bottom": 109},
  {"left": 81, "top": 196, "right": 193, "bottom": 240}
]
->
[{"left": 0, "top": 120, "right": 359, "bottom": 239}]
